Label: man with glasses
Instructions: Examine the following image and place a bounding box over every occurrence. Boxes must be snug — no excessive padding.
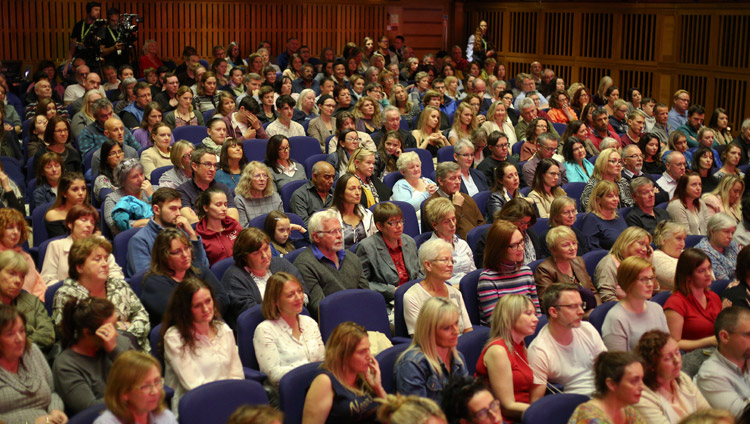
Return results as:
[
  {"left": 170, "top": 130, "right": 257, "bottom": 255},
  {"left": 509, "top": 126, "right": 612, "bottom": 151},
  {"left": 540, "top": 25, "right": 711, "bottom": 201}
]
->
[
  {"left": 625, "top": 177, "right": 670, "bottom": 235},
  {"left": 177, "top": 146, "right": 239, "bottom": 224},
  {"left": 154, "top": 73, "right": 180, "bottom": 113},
  {"left": 668, "top": 89, "right": 691, "bottom": 133},
  {"left": 477, "top": 131, "right": 519, "bottom": 185},
  {"left": 120, "top": 82, "right": 152, "bottom": 130},
  {"left": 522, "top": 133, "right": 567, "bottom": 187},
  {"left": 587, "top": 107, "right": 621, "bottom": 152},
  {"left": 528, "top": 283, "right": 607, "bottom": 400},
  {"left": 696, "top": 306, "right": 750, "bottom": 417},
  {"left": 63, "top": 64, "right": 91, "bottom": 105},
  {"left": 127, "top": 187, "right": 208, "bottom": 277},
  {"left": 372, "top": 106, "right": 418, "bottom": 149},
  {"left": 356, "top": 202, "right": 423, "bottom": 304},
  {"left": 293, "top": 208, "right": 369, "bottom": 318},
  {"left": 424, "top": 162, "right": 485, "bottom": 240},
  {"left": 676, "top": 104, "right": 706, "bottom": 148},
  {"left": 656, "top": 151, "right": 687, "bottom": 199}
]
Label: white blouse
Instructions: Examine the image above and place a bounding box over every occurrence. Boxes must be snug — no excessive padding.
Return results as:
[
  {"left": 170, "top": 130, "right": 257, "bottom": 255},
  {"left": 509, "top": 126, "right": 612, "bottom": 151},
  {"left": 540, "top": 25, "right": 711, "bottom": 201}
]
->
[
  {"left": 253, "top": 314, "right": 325, "bottom": 386},
  {"left": 164, "top": 322, "right": 244, "bottom": 414}
]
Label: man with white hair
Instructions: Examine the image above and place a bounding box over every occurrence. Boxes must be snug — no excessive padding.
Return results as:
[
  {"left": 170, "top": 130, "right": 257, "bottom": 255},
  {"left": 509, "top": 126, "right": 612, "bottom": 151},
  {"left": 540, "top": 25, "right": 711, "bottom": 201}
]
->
[
  {"left": 656, "top": 151, "right": 687, "bottom": 199},
  {"left": 371, "top": 106, "right": 418, "bottom": 148},
  {"left": 514, "top": 97, "right": 559, "bottom": 143},
  {"left": 625, "top": 177, "right": 670, "bottom": 235},
  {"left": 293, "top": 209, "right": 370, "bottom": 318}
]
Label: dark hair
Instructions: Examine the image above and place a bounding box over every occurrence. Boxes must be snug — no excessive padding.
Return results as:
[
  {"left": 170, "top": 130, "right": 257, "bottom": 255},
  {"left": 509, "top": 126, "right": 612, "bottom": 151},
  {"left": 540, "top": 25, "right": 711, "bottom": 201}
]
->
[
  {"left": 274, "top": 77, "right": 294, "bottom": 97},
  {"left": 687, "top": 104, "right": 705, "bottom": 117},
  {"left": 634, "top": 330, "right": 672, "bottom": 390},
  {"left": 593, "top": 351, "right": 642, "bottom": 397},
  {"left": 275, "top": 94, "right": 295, "bottom": 109},
  {"left": 265, "top": 135, "right": 294, "bottom": 173},
  {"left": 562, "top": 136, "right": 585, "bottom": 163},
  {"left": 691, "top": 147, "right": 715, "bottom": 174},
  {"left": 531, "top": 158, "right": 563, "bottom": 197},
  {"left": 495, "top": 196, "right": 537, "bottom": 226},
  {"left": 0, "top": 304, "right": 29, "bottom": 354},
  {"left": 64, "top": 204, "right": 99, "bottom": 234},
  {"left": 159, "top": 278, "right": 221, "bottom": 355},
  {"left": 218, "top": 138, "right": 247, "bottom": 174},
  {"left": 151, "top": 187, "right": 181, "bottom": 207},
  {"left": 708, "top": 107, "right": 729, "bottom": 130},
  {"left": 43, "top": 116, "right": 72, "bottom": 145},
  {"left": 194, "top": 186, "right": 227, "bottom": 221},
  {"left": 715, "top": 306, "right": 750, "bottom": 340},
  {"left": 238, "top": 96, "right": 260, "bottom": 115},
  {"left": 490, "top": 161, "right": 518, "bottom": 196},
  {"left": 673, "top": 248, "right": 710, "bottom": 296},
  {"left": 35, "top": 152, "right": 63, "bottom": 186},
  {"left": 263, "top": 210, "right": 292, "bottom": 244},
  {"left": 605, "top": 85, "right": 619, "bottom": 98},
  {"left": 332, "top": 173, "right": 363, "bottom": 219},
  {"left": 336, "top": 129, "right": 359, "bottom": 167},
  {"left": 232, "top": 227, "right": 270, "bottom": 265},
  {"left": 625, "top": 87, "right": 641, "bottom": 103},
  {"left": 316, "top": 94, "right": 334, "bottom": 107},
  {"left": 440, "top": 375, "right": 491, "bottom": 423},
  {"left": 85, "top": 1, "right": 101, "bottom": 14},
  {"left": 60, "top": 297, "right": 115, "bottom": 348},
  {"left": 672, "top": 174, "right": 703, "bottom": 211},
  {"left": 98, "top": 139, "right": 122, "bottom": 183},
  {"left": 637, "top": 133, "right": 662, "bottom": 165},
  {"left": 540, "top": 282, "right": 581, "bottom": 317},
  {"left": 372, "top": 202, "right": 403, "bottom": 226},
  {"left": 51, "top": 172, "right": 88, "bottom": 210}
]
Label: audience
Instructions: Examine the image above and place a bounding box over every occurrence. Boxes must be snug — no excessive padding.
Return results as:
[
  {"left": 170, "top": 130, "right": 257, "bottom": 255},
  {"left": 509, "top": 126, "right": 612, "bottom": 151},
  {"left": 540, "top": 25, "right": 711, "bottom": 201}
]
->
[
  {"left": 139, "top": 122, "right": 173, "bottom": 180},
  {"left": 157, "top": 140, "right": 194, "bottom": 189},
  {"left": 722, "top": 244, "right": 750, "bottom": 308},
  {"left": 594, "top": 226, "right": 653, "bottom": 303},
  {"left": 0, "top": 208, "right": 46, "bottom": 300},
  {"left": 346, "top": 148, "right": 390, "bottom": 206},
  {"left": 442, "top": 377, "right": 503, "bottom": 424},
  {"left": 92, "top": 140, "right": 124, "bottom": 202},
  {"left": 102, "top": 159, "right": 154, "bottom": 236},
  {"left": 486, "top": 161, "right": 524, "bottom": 222},
  {"left": 527, "top": 158, "right": 566, "bottom": 218},
  {"left": 581, "top": 180, "right": 629, "bottom": 251},
  {"left": 391, "top": 151, "right": 437, "bottom": 222},
  {"left": 424, "top": 162, "right": 485, "bottom": 239},
  {"left": 538, "top": 196, "right": 590, "bottom": 257},
  {"left": 625, "top": 177, "right": 670, "bottom": 235},
  {"left": 580, "top": 148, "right": 634, "bottom": 211},
  {"left": 695, "top": 212, "right": 739, "bottom": 281},
  {"left": 214, "top": 137, "right": 247, "bottom": 192},
  {"left": 177, "top": 146, "right": 239, "bottom": 224},
  {"left": 651, "top": 221, "right": 689, "bottom": 292},
  {"left": 45, "top": 172, "right": 89, "bottom": 239},
  {"left": 667, "top": 174, "right": 709, "bottom": 235},
  {"left": 702, "top": 174, "right": 744, "bottom": 222},
  {"left": 424, "top": 198, "right": 476, "bottom": 286},
  {"left": 263, "top": 210, "right": 304, "bottom": 257},
  {"left": 33, "top": 152, "right": 64, "bottom": 208},
  {"left": 289, "top": 160, "right": 335, "bottom": 226}
]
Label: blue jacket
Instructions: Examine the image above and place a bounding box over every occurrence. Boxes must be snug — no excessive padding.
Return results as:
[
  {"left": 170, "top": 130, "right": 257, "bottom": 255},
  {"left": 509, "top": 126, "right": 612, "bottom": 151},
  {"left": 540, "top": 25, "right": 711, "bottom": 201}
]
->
[
  {"left": 126, "top": 219, "right": 209, "bottom": 277},
  {"left": 395, "top": 347, "right": 468, "bottom": 403}
]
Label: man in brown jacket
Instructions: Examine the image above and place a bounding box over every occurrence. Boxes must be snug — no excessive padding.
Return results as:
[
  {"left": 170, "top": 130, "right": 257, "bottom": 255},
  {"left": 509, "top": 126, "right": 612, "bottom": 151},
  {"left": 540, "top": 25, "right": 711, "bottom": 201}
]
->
[{"left": 423, "top": 161, "right": 485, "bottom": 240}]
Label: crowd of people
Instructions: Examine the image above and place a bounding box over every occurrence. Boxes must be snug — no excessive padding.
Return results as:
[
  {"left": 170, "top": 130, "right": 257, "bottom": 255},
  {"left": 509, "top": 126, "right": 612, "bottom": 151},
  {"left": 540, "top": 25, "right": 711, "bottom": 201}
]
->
[{"left": 2, "top": 2, "right": 750, "bottom": 422}]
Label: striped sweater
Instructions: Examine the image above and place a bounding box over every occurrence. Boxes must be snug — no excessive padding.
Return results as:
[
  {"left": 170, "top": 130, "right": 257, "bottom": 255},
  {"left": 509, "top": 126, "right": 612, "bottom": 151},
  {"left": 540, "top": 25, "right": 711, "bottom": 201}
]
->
[{"left": 477, "top": 265, "right": 541, "bottom": 325}]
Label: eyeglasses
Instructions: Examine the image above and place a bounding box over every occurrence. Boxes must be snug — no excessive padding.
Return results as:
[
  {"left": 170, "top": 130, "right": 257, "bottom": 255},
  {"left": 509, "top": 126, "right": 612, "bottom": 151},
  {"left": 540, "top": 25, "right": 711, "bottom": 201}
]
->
[
  {"left": 555, "top": 302, "right": 586, "bottom": 310},
  {"left": 54, "top": 128, "right": 69, "bottom": 133},
  {"left": 198, "top": 162, "right": 218, "bottom": 169},
  {"left": 108, "top": 150, "right": 124, "bottom": 158},
  {"left": 385, "top": 220, "right": 404, "bottom": 227},
  {"left": 472, "top": 400, "right": 501, "bottom": 421},
  {"left": 507, "top": 240, "right": 524, "bottom": 251},
  {"left": 317, "top": 228, "right": 343, "bottom": 236},
  {"left": 496, "top": 143, "right": 509, "bottom": 149},
  {"left": 138, "top": 378, "right": 165, "bottom": 393},
  {"left": 638, "top": 277, "right": 655, "bottom": 285},
  {"left": 182, "top": 153, "right": 193, "bottom": 160},
  {"left": 252, "top": 173, "right": 269, "bottom": 180},
  {"left": 432, "top": 257, "right": 454, "bottom": 264},
  {"left": 278, "top": 146, "right": 290, "bottom": 152}
]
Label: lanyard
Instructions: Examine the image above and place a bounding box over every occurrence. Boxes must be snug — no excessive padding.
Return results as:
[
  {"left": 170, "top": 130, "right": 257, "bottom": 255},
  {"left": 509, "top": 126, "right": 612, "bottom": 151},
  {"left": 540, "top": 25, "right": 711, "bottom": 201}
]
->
[
  {"left": 81, "top": 21, "right": 93, "bottom": 39},
  {"left": 108, "top": 26, "right": 117, "bottom": 43}
]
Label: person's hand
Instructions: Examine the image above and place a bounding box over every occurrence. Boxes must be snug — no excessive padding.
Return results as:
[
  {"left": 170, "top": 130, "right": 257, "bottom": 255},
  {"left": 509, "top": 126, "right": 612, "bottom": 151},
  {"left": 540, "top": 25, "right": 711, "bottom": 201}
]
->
[
  {"left": 0, "top": 170, "right": 10, "bottom": 192},
  {"left": 452, "top": 192, "right": 464, "bottom": 207},
  {"left": 364, "top": 356, "right": 382, "bottom": 389},
  {"left": 175, "top": 215, "right": 197, "bottom": 238},
  {"left": 36, "top": 409, "right": 68, "bottom": 424},
  {"left": 141, "top": 180, "right": 154, "bottom": 197},
  {"left": 426, "top": 183, "right": 438, "bottom": 194},
  {"left": 242, "top": 126, "right": 257, "bottom": 140},
  {"left": 476, "top": 114, "right": 486, "bottom": 124},
  {"left": 95, "top": 322, "right": 118, "bottom": 352},
  {"left": 2, "top": 123, "right": 12, "bottom": 132},
  {"left": 291, "top": 223, "right": 307, "bottom": 234},
  {"left": 247, "top": 112, "right": 261, "bottom": 130}
]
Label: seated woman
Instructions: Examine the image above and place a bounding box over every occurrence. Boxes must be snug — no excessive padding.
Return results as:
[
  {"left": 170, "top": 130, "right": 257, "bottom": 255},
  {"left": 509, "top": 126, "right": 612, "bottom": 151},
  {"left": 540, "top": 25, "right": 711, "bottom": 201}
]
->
[
  {"left": 478, "top": 220, "right": 540, "bottom": 325},
  {"left": 95, "top": 350, "right": 177, "bottom": 424},
  {"left": 475, "top": 198, "right": 542, "bottom": 269},
  {"left": 639, "top": 133, "right": 666, "bottom": 175},
  {"left": 562, "top": 136, "right": 594, "bottom": 183},
  {"left": 131, "top": 101, "right": 164, "bottom": 149},
  {"left": 158, "top": 140, "right": 194, "bottom": 189},
  {"left": 346, "top": 148, "right": 389, "bottom": 206},
  {"left": 327, "top": 128, "right": 362, "bottom": 176},
  {"left": 307, "top": 95, "right": 336, "bottom": 151},
  {"left": 352, "top": 96, "right": 382, "bottom": 134},
  {"left": 652, "top": 221, "right": 689, "bottom": 292},
  {"left": 538, "top": 196, "right": 590, "bottom": 258},
  {"left": 93, "top": 140, "right": 124, "bottom": 202},
  {"left": 527, "top": 158, "right": 566, "bottom": 218},
  {"left": 34, "top": 115, "right": 83, "bottom": 175},
  {"left": 0, "top": 304, "right": 67, "bottom": 424},
  {"left": 45, "top": 172, "right": 89, "bottom": 239},
  {"left": 442, "top": 376, "right": 503, "bottom": 424},
  {"left": 263, "top": 210, "right": 305, "bottom": 257},
  {"left": 234, "top": 161, "right": 283, "bottom": 227},
  {"left": 448, "top": 103, "right": 478, "bottom": 146},
  {"left": 140, "top": 122, "right": 173, "bottom": 180},
  {"left": 102, "top": 159, "right": 154, "bottom": 236},
  {"left": 594, "top": 226, "right": 653, "bottom": 303},
  {"left": 330, "top": 173, "right": 376, "bottom": 250},
  {"left": 391, "top": 151, "right": 437, "bottom": 223},
  {"left": 475, "top": 295, "right": 537, "bottom": 421},
  {"left": 195, "top": 187, "right": 243, "bottom": 267},
  {"left": 580, "top": 148, "right": 634, "bottom": 211},
  {"left": 161, "top": 278, "right": 243, "bottom": 414},
  {"left": 714, "top": 142, "right": 745, "bottom": 180},
  {"left": 214, "top": 138, "right": 247, "bottom": 193},
  {"left": 663, "top": 131, "right": 692, "bottom": 165},
  {"left": 413, "top": 106, "right": 450, "bottom": 157},
  {"left": 404, "top": 239, "right": 473, "bottom": 335},
  {"left": 664, "top": 248, "right": 720, "bottom": 356},
  {"left": 33, "top": 152, "right": 63, "bottom": 208},
  {"left": 695, "top": 212, "right": 739, "bottom": 281},
  {"left": 633, "top": 330, "right": 710, "bottom": 423},
  {"left": 581, "top": 180, "right": 629, "bottom": 251},
  {"left": 377, "top": 394, "right": 446, "bottom": 424},
  {"left": 27, "top": 114, "right": 48, "bottom": 159},
  {"left": 71, "top": 89, "right": 103, "bottom": 139},
  {"left": 454, "top": 140, "right": 488, "bottom": 196},
  {"left": 41, "top": 205, "right": 124, "bottom": 285},
  {"left": 702, "top": 174, "right": 743, "bottom": 222},
  {"left": 546, "top": 89, "right": 577, "bottom": 124},
  {"left": 690, "top": 147, "right": 718, "bottom": 195},
  {"left": 0, "top": 250, "right": 54, "bottom": 352},
  {"left": 377, "top": 130, "right": 403, "bottom": 176},
  {"left": 265, "top": 135, "right": 305, "bottom": 192},
  {"left": 200, "top": 117, "right": 228, "bottom": 155},
  {"left": 141, "top": 228, "right": 226, "bottom": 328},
  {"left": 723, "top": 245, "right": 750, "bottom": 308},
  {"left": 253, "top": 272, "right": 324, "bottom": 387},
  {"left": 424, "top": 198, "right": 475, "bottom": 286},
  {"left": 667, "top": 174, "right": 709, "bottom": 235},
  {"left": 52, "top": 236, "right": 150, "bottom": 351},
  {"left": 54, "top": 297, "right": 135, "bottom": 415},
  {"left": 481, "top": 101, "right": 518, "bottom": 148},
  {"left": 326, "top": 111, "right": 377, "bottom": 156},
  {"left": 535, "top": 226, "right": 600, "bottom": 313},
  {"left": 194, "top": 72, "right": 220, "bottom": 114},
  {"left": 518, "top": 118, "right": 547, "bottom": 162},
  {"left": 568, "top": 351, "right": 646, "bottom": 423},
  {"left": 487, "top": 162, "right": 523, "bottom": 223},
  {"left": 302, "top": 322, "right": 386, "bottom": 423},
  {"left": 396, "top": 297, "right": 468, "bottom": 402},
  {"left": 0, "top": 208, "right": 46, "bottom": 300},
  {"left": 221, "top": 227, "right": 304, "bottom": 328},
  {"left": 602, "top": 257, "right": 669, "bottom": 351}
]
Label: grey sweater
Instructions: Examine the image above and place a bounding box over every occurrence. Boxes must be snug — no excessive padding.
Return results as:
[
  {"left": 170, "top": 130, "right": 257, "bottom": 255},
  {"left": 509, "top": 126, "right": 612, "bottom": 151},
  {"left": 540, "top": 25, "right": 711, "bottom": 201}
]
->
[{"left": 0, "top": 344, "right": 64, "bottom": 423}]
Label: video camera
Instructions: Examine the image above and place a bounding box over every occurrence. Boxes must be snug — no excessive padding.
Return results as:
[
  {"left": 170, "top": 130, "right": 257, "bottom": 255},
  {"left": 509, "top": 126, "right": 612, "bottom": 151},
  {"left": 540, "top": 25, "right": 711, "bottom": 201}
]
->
[{"left": 117, "top": 13, "right": 143, "bottom": 48}]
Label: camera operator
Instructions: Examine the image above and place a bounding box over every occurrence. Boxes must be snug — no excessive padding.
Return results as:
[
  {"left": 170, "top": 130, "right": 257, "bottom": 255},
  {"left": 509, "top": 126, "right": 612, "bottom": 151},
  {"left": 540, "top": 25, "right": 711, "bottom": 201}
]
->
[
  {"left": 100, "top": 8, "right": 129, "bottom": 69},
  {"left": 63, "top": 1, "right": 101, "bottom": 77}
]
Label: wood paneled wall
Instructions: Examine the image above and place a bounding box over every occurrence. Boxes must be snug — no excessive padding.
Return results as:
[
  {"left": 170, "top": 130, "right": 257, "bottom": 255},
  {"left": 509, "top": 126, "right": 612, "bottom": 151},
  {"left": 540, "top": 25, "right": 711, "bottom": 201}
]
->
[{"left": 460, "top": 2, "right": 750, "bottom": 134}]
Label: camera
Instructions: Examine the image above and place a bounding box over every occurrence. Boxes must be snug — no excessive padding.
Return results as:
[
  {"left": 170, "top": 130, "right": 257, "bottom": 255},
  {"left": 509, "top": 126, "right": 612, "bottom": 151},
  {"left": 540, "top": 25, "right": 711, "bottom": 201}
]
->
[{"left": 117, "top": 13, "right": 143, "bottom": 48}]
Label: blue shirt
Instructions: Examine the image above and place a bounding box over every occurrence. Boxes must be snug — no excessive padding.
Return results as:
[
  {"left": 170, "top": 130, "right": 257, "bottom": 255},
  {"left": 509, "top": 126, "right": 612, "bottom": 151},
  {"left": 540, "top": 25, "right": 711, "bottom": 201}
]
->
[
  {"left": 310, "top": 244, "right": 346, "bottom": 270},
  {"left": 395, "top": 347, "right": 468, "bottom": 403},
  {"left": 126, "top": 219, "right": 209, "bottom": 277},
  {"left": 78, "top": 121, "right": 141, "bottom": 156},
  {"left": 667, "top": 107, "right": 687, "bottom": 133}
]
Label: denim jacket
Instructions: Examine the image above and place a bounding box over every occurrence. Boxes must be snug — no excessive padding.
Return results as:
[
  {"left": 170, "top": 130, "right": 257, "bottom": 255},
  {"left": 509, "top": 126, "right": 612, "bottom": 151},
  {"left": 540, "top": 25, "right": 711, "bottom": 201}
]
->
[{"left": 395, "top": 347, "right": 468, "bottom": 403}]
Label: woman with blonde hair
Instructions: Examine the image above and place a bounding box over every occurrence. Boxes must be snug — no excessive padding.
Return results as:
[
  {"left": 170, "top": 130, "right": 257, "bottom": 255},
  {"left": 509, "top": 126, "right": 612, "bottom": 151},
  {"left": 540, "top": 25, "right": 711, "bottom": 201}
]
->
[
  {"left": 392, "top": 152, "right": 437, "bottom": 222},
  {"left": 594, "top": 226, "right": 653, "bottom": 303},
  {"left": 702, "top": 174, "right": 743, "bottom": 222},
  {"left": 580, "top": 148, "right": 634, "bottom": 211},
  {"left": 302, "top": 322, "right": 386, "bottom": 424},
  {"left": 345, "top": 147, "right": 389, "bottom": 206},
  {"left": 158, "top": 140, "right": 194, "bottom": 189},
  {"left": 377, "top": 395, "right": 447, "bottom": 424},
  {"left": 539, "top": 196, "right": 590, "bottom": 256},
  {"left": 396, "top": 297, "right": 468, "bottom": 402},
  {"left": 234, "top": 161, "right": 283, "bottom": 227},
  {"left": 652, "top": 221, "right": 689, "bottom": 291},
  {"left": 352, "top": 96, "right": 382, "bottom": 134},
  {"left": 581, "top": 180, "right": 629, "bottom": 251},
  {"left": 448, "top": 102, "right": 477, "bottom": 145},
  {"left": 475, "top": 294, "right": 537, "bottom": 421},
  {"left": 424, "top": 198, "right": 476, "bottom": 286},
  {"left": 481, "top": 101, "right": 517, "bottom": 147},
  {"left": 601, "top": 257, "right": 668, "bottom": 351},
  {"left": 413, "top": 106, "right": 449, "bottom": 156}
]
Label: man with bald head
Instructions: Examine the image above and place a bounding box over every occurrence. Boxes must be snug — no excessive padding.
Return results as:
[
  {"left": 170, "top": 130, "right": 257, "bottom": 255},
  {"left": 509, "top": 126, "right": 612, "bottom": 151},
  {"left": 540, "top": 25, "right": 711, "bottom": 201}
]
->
[
  {"left": 69, "top": 72, "right": 103, "bottom": 116},
  {"left": 90, "top": 117, "right": 139, "bottom": 174},
  {"left": 79, "top": 98, "right": 140, "bottom": 161},
  {"left": 24, "top": 73, "right": 68, "bottom": 119},
  {"left": 290, "top": 161, "right": 336, "bottom": 225}
]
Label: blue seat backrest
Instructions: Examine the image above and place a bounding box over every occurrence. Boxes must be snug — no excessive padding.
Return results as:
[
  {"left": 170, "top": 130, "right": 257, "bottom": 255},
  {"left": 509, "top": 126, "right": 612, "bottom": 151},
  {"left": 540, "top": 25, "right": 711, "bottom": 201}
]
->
[
  {"left": 394, "top": 279, "right": 420, "bottom": 338},
  {"left": 459, "top": 269, "right": 483, "bottom": 326}
]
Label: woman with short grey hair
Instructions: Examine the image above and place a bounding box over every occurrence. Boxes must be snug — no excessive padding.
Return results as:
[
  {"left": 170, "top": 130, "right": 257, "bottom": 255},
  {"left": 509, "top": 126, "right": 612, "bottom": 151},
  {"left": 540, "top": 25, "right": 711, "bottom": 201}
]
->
[
  {"left": 695, "top": 212, "right": 739, "bottom": 281},
  {"left": 453, "top": 139, "right": 488, "bottom": 196},
  {"left": 652, "top": 221, "right": 689, "bottom": 291},
  {"left": 392, "top": 151, "right": 437, "bottom": 223},
  {"left": 102, "top": 158, "right": 154, "bottom": 235}
]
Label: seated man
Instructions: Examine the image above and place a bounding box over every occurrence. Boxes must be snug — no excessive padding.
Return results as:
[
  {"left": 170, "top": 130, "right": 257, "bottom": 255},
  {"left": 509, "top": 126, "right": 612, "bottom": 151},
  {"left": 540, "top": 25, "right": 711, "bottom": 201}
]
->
[
  {"left": 522, "top": 133, "right": 568, "bottom": 187},
  {"left": 676, "top": 104, "right": 705, "bottom": 148},
  {"left": 265, "top": 95, "right": 305, "bottom": 138},
  {"left": 176, "top": 146, "right": 240, "bottom": 224},
  {"left": 513, "top": 97, "right": 559, "bottom": 144},
  {"left": 292, "top": 63, "right": 320, "bottom": 95},
  {"left": 371, "top": 106, "right": 418, "bottom": 149},
  {"left": 476, "top": 130, "right": 519, "bottom": 184},
  {"left": 68, "top": 71, "right": 103, "bottom": 117},
  {"left": 586, "top": 107, "right": 622, "bottom": 153},
  {"left": 154, "top": 73, "right": 180, "bottom": 113},
  {"left": 656, "top": 151, "right": 687, "bottom": 199},
  {"left": 62, "top": 64, "right": 90, "bottom": 105},
  {"left": 78, "top": 98, "right": 140, "bottom": 157},
  {"left": 293, "top": 209, "right": 369, "bottom": 318},
  {"left": 127, "top": 187, "right": 209, "bottom": 277},
  {"left": 234, "top": 72, "right": 263, "bottom": 105},
  {"left": 120, "top": 82, "right": 152, "bottom": 130},
  {"left": 24, "top": 74, "right": 68, "bottom": 120},
  {"left": 356, "top": 202, "right": 423, "bottom": 303},
  {"left": 290, "top": 161, "right": 335, "bottom": 226},
  {"left": 423, "top": 162, "right": 485, "bottom": 240},
  {"left": 620, "top": 110, "right": 646, "bottom": 147},
  {"left": 625, "top": 177, "right": 670, "bottom": 235},
  {"left": 695, "top": 306, "right": 750, "bottom": 417},
  {"left": 222, "top": 96, "right": 269, "bottom": 141},
  {"left": 529, "top": 283, "right": 607, "bottom": 400},
  {"left": 91, "top": 117, "right": 139, "bottom": 175}
]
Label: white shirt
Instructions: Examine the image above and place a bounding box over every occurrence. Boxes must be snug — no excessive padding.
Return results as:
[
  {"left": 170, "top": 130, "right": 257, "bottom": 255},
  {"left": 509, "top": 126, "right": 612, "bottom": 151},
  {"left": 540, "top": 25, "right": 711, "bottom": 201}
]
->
[
  {"left": 266, "top": 119, "right": 306, "bottom": 138},
  {"left": 40, "top": 236, "right": 125, "bottom": 286},
  {"left": 253, "top": 315, "right": 325, "bottom": 386},
  {"left": 461, "top": 173, "right": 479, "bottom": 196},
  {"left": 428, "top": 233, "right": 475, "bottom": 286},
  {"left": 164, "top": 322, "right": 244, "bottom": 415},
  {"left": 528, "top": 321, "right": 607, "bottom": 395},
  {"left": 657, "top": 172, "right": 678, "bottom": 199},
  {"left": 403, "top": 282, "right": 473, "bottom": 335}
]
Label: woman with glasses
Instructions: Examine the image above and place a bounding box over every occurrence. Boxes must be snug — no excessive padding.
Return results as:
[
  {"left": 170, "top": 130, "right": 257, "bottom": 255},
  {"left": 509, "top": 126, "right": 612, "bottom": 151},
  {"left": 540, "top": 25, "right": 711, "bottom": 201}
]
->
[
  {"left": 234, "top": 161, "right": 283, "bottom": 227},
  {"left": 518, "top": 118, "right": 548, "bottom": 162},
  {"left": 327, "top": 128, "right": 363, "bottom": 177},
  {"left": 478, "top": 220, "right": 540, "bottom": 326},
  {"left": 102, "top": 159, "right": 154, "bottom": 236},
  {"left": 424, "top": 198, "right": 476, "bottom": 286},
  {"left": 442, "top": 377, "right": 503, "bottom": 424},
  {"left": 307, "top": 95, "right": 337, "bottom": 152},
  {"left": 158, "top": 140, "right": 194, "bottom": 190},
  {"left": 54, "top": 297, "right": 135, "bottom": 415},
  {"left": 454, "top": 140, "right": 488, "bottom": 196},
  {"left": 580, "top": 148, "right": 634, "bottom": 211},
  {"left": 601, "top": 257, "right": 668, "bottom": 352},
  {"left": 141, "top": 228, "right": 227, "bottom": 328},
  {"left": 633, "top": 330, "right": 710, "bottom": 423},
  {"left": 160, "top": 278, "right": 243, "bottom": 415}
]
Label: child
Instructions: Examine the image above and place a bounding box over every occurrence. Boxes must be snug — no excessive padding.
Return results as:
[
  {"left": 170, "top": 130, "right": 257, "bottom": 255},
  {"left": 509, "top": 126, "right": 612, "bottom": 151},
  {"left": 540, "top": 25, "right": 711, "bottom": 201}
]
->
[{"left": 263, "top": 210, "right": 306, "bottom": 256}]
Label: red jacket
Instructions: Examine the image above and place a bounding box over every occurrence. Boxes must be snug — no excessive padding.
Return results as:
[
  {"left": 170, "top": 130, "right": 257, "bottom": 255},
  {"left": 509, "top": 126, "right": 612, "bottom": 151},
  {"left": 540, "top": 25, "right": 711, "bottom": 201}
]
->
[{"left": 196, "top": 216, "right": 243, "bottom": 266}]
